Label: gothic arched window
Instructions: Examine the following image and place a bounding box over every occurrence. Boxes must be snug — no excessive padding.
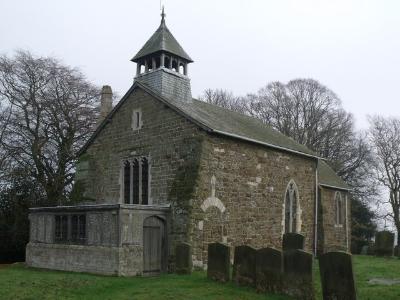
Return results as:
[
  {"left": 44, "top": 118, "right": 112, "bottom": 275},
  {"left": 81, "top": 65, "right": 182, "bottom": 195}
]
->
[
  {"left": 335, "top": 191, "right": 344, "bottom": 225},
  {"left": 283, "top": 180, "right": 301, "bottom": 233}
]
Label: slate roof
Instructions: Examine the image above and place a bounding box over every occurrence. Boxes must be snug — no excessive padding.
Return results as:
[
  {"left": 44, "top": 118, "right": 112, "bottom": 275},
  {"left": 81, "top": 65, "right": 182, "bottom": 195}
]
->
[
  {"left": 318, "top": 160, "right": 350, "bottom": 190},
  {"left": 166, "top": 93, "right": 317, "bottom": 158},
  {"left": 80, "top": 81, "right": 351, "bottom": 191},
  {"left": 131, "top": 16, "right": 193, "bottom": 63}
]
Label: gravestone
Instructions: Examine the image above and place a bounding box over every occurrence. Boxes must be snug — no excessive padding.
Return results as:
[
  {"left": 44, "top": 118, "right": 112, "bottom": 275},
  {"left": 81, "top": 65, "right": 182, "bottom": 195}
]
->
[
  {"left": 360, "top": 245, "right": 368, "bottom": 255},
  {"left": 282, "top": 233, "right": 305, "bottom": 251},
  {"left": 375, "top": 231, "right": 394, "bottom": 257},
  {"left": 283, "top": 249, "right": 314, "bottom": 300},
  {"left": 394, "top": 245, "right": 400, "bottom": 257},
  {"left": 207, "top": 242, "right": 231, "bottom": 282},
  {"left": 256, "top": 247, "right": 283, "bottom": 293},
  {"left": 319, "top": 251, "right": 357, "bottom": 300},
  {"left": 233, "top": 245, "right": 257, "bottom": 286},
  {"left": 175, "top": 242, "right": 192, "bottom": 274}
]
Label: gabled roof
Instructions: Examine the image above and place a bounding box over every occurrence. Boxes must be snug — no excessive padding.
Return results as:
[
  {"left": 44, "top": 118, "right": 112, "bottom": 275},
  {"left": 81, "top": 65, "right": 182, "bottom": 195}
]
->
[
  {"left": 131, "top": 15, "right": 193, "bottom": 63},
  {"left": 318, "top": 160, "right": 351, "bottom": 191},
  {"left": 80, "top": 82, "right": 352, "bottom": 191},
  {"left": 80, "top": 81, "right": 317, "bottom": 158}
]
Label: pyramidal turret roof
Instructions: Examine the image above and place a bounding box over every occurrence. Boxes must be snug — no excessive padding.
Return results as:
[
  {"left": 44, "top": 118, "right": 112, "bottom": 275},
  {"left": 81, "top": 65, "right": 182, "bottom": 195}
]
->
[{"left": 131, "top": 8, "right": 193, "bottom": 63}]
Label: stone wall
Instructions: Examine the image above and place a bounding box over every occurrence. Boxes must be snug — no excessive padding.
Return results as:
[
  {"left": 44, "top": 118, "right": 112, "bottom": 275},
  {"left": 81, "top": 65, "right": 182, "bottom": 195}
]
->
[
  {"left": 26, "top": 205, "right": 170, "bottom": 276},
  {"left": 77, "top": 87, "right": 203, "bottom": 258},
  {"left": 318, "top": 187, "right": 350, "bottom": 253},
  {"left": 190, "top": 134, "right": 318, "bottom": 267},
  {"left": 26, "top": 242, "right": 121, "bottom": 275}
]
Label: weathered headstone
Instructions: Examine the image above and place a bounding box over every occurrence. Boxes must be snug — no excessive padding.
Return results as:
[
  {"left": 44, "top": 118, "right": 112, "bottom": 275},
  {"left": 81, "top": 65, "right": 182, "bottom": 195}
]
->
[
  {"left": 282, "top": 233, "right": 305, "bottom": 251},
  {"left": 256, "top": 247, "right": 283, "bottom": 293},
  {"left": 375, "top": 231, "right": 394, "bottom": 257},
  {"left": 395, "top": 245, "right": 400, "bottom": 257},
  {"left": 360, "top": 245, "right": 368, "bottom": 255},
  {"left": 233, "top": 245, "right": 257, "bottom": 286},
  {"left": 319, "top": 251, "right": 357, "bottom": 300},
  {"left": 283, "top": 250, "right": 314, "bottom": 300},
  {"left": 175, "top": 242, "right": 192, "bottom": 274},
  {"left": 207, "top": 242, "right": 231, "bottom": 282}
]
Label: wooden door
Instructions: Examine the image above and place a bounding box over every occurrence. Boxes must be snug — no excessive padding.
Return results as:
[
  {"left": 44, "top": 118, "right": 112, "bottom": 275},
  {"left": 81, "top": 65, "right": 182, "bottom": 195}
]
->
[{"left": 143, "top": 216, "right": 165, "bottom": 274}]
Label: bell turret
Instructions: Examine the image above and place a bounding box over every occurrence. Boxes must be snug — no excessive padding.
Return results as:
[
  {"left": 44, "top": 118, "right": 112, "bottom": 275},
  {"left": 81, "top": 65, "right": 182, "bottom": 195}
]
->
[{"left": 132, "top": 7, "right": 193, "bottom": 102}]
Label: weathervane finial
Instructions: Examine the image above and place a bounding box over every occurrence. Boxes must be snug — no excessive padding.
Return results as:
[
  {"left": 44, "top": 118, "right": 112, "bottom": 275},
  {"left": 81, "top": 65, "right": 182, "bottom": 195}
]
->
[{"left": 161, "top": 5, "right": 166, "bottom": 24}]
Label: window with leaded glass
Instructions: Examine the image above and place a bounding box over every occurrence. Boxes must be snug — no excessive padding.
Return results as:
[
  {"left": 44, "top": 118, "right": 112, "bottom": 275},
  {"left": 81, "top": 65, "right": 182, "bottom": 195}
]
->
[{"left": 122, "top": 157, "right": 150, "bottom": 205}]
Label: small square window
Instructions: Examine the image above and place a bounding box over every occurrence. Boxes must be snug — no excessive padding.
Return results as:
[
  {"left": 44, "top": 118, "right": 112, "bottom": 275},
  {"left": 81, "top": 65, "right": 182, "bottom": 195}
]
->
[{"left": 132, "top": 109, "right": 142, "bottom": 130}]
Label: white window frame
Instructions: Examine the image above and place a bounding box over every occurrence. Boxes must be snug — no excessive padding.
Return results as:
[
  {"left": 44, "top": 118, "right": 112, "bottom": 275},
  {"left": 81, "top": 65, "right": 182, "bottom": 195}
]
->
[{"left": 131, "top": 108, "right": 143, "bottom": 131}]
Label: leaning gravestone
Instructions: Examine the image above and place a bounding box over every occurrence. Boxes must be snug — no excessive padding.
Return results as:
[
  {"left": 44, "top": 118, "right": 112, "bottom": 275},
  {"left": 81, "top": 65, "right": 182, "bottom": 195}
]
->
[
  {"left": 319, "top": 251, "right": 357, "bottom": 300},
  {"left": 375, "top": 231, "right": 394, "bottom": 257},
  {"left": 256, "top": 247, "right": 283, "bottom": 293},
  {"left": 233, "top": 245, "right": 257, "bottom": 286},
  {"left": 282, "top": 233, "right": 305, "bottom": 251},
  {"left": 283, "top": 249, "right": 314, "bottom": 300},
  {"left": 207, "top": 242, "right": 231, "bottom": 282},
  {"left": 175, "top": 242, "right": 192, "bottom": 274}
]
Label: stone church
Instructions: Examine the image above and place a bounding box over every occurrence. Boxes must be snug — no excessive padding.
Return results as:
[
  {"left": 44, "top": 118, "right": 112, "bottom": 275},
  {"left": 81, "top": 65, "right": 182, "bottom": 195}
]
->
[{"left": 26, "top": 11, "right": 351, "bottom": 276}]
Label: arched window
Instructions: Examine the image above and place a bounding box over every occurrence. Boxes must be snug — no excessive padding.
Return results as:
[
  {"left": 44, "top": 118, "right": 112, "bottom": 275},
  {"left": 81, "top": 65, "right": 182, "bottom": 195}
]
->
[
  {"left": 335, "top": 192, "right": 344, "bottom": 225},
  {"left": 172, "top": 60, "right": 178, "bottom": 72},
  {"left": 164, "top": 56, "right": 170, "bottom": 68},
  {"left": 283, "top": 180, "right": 301, "bottom": 233},
  {"left": 179, "top": 64, "right": 184, "bottom": 74}
]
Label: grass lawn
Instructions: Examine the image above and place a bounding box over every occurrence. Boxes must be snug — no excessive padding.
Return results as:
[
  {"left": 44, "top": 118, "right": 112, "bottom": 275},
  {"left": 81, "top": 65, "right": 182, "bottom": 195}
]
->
[{"left": 1, "top": 255, "right": 400, "bottom": 300}]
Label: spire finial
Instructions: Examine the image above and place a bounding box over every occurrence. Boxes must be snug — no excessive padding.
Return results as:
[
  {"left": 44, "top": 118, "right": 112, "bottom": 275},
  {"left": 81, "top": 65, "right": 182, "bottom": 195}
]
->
[{"left": 161, "top": 6, "right": 166, "bottom": 24}]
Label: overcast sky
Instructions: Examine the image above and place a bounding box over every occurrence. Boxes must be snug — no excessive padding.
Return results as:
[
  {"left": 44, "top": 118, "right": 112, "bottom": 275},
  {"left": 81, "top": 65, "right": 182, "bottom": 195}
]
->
[{"left": 1, "top": 0, "right": 399, "bottom": 129}]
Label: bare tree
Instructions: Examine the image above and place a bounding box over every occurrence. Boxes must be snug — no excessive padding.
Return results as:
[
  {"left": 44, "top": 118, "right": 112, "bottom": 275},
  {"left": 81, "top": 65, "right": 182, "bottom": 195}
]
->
[
  {"left": 199, "top": 88, "right": 249, "bottom": 114},
  {"left": 0, "top": 101, "right": 12, "bottom": 184},
  {"left": 202, "top": 79, "right": 376, "bottom": 199},
  {"left": 369, "top": 116, "right": 400, "bottom": 242},
  {"left": 0, "top": 50, "right": 99, "bottom": 204}
]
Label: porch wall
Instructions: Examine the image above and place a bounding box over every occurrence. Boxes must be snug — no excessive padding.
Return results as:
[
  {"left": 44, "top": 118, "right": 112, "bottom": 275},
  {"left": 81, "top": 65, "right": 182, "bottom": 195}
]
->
[{"left": 26, "top": 204, "right": 169, "bottom": 276}]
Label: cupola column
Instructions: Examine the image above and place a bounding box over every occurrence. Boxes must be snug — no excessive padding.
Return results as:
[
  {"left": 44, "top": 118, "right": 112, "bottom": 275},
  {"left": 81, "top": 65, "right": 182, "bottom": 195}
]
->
[
  {"left": 144, "top": 60, "right": 149, "bottom": 73},
  {"left": 152, "top": 57, "right": 156, "bottom": 70},
  {"left": 160, "top": 53, "right": 165, "bottom": 69},
  {"left": 136, "top": 62, "right": 141, "bottom": 75}
]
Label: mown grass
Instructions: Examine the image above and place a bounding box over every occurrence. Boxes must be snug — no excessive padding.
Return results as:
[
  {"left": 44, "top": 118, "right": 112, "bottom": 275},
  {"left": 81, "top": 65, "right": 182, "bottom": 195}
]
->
[{"left": 1, "top": 255, "right": 400, "bottom": 300}]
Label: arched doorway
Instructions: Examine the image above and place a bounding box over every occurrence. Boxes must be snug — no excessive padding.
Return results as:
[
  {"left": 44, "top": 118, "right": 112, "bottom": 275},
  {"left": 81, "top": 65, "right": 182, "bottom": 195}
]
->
[{"left": 143, "top": 216, "right": 166, "bottom": 274}]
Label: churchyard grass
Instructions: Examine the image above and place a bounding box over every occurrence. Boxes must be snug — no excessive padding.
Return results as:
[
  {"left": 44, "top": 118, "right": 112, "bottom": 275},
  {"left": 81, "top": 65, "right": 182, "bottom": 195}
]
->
[
  {"left": 1, "top": 255, "right": 400, "bottom": 299},
  {"left": 0, "top": 263, "right": 289, "bottom": 300}
]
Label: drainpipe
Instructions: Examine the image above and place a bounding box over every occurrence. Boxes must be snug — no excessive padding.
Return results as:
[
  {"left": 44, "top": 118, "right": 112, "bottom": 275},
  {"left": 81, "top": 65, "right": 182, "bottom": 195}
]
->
[
  {"left": 314, "top": 160, "right": 319, "bottom": 256},
  {"left": 345, "top": 194, "right": 349, "bottom": 251}
]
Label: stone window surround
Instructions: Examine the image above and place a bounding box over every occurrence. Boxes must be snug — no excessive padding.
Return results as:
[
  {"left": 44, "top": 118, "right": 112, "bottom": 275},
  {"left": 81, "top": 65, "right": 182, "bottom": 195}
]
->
[
  {"left": 54, "top": 213, "right": 87, "bottom": 245},
  {"left": 334, "top": 191, "right": 345, "bottom": 228},
  {"left": 131, "top": 108, "right": 143, "bottom": 131},
  {"left": 119, "top": 156, "right": 152, "bottom": 205},
  {"left": 281, "top": 179, "right": 302, "bottom": 235}
]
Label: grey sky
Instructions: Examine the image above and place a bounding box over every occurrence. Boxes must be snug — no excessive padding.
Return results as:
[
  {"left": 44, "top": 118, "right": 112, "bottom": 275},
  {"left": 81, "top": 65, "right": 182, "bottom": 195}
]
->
[{"left": 1, "top": 0, "right": 399, "bottom": 129}]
